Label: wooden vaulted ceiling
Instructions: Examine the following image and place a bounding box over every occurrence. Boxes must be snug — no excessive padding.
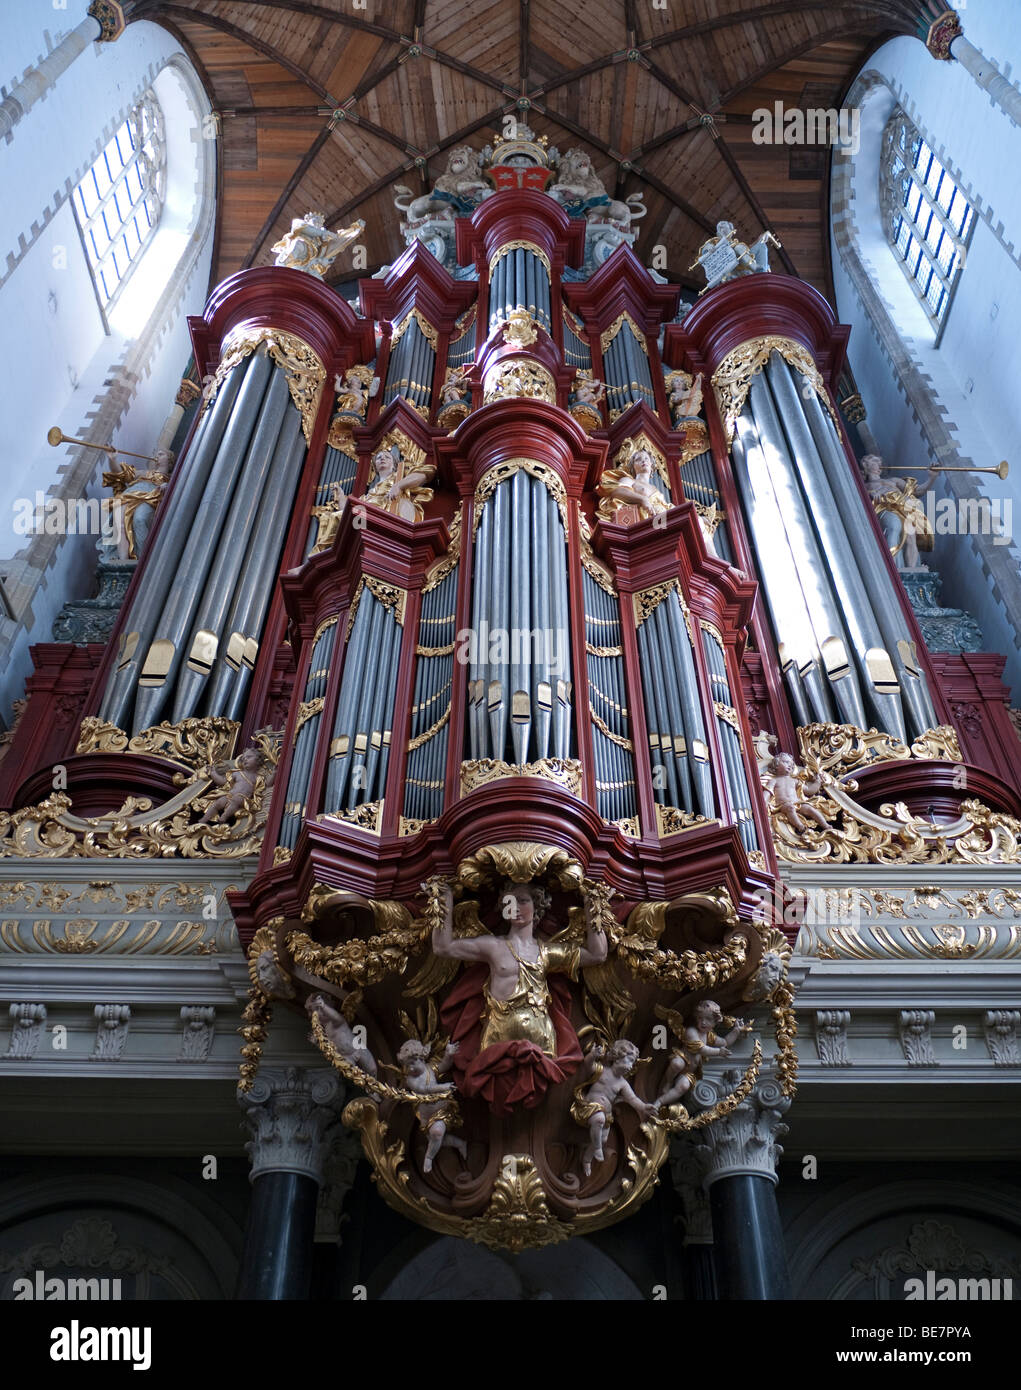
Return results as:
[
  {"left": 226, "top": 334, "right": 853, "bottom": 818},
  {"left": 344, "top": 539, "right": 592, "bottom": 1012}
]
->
[{"left": 131, "top": 0, "right": 929, "bottom": 299}]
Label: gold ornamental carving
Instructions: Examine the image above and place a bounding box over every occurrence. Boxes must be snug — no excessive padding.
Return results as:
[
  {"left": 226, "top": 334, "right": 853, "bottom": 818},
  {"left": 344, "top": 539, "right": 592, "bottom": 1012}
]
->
[
  {"left": 460, "top": 757, "right": 584, "bottom": 797},
  {"left": 482, "top": 359, "right": 556, "bottom": 405},
  {"left": 756, "top": 731, "right": 1021, "bottom": 866},
  {"left": 76, "top": 716, "right": 240, "bottom": 772},
  {"left": 249, "top": 840, "right": 795, "bottom": 1250},
  {"left": 0, "top": 729, "right": 281, "bottom": 861},
  {"left": 711, "top": 335, "right": 839, "bottom": 443},
  {"left": 390, "top": 308, "right": 438, "bottom": 351},
  {"left": 488, "top": 240, "right": 551, "bottom": 277},
  {"left": 798, "top": 721, "right": 961, "bottom": 774},
  {"left": 204, "top": 328, "right": 327, "bottom": 444},
  {"left": 600, "top": 312, "right": 648, "bottom": 355},
  {"left": 473, "top": 457, "right": 568, "bottom": 534},
  {"left": 500, "top": 310, "right": 538, "bottom": 348}
]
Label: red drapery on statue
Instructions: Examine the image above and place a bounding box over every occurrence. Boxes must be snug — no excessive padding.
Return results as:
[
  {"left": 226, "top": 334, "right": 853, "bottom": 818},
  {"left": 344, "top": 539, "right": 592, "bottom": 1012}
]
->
[{"left": 440, "top": 964, "right": 583, "bottom": 1115}]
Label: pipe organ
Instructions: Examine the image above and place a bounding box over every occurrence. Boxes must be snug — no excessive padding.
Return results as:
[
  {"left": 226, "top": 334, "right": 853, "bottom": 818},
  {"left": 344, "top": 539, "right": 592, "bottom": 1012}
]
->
[{"left": 10, "top": 127, "right": 1012, "bottom": 1259}]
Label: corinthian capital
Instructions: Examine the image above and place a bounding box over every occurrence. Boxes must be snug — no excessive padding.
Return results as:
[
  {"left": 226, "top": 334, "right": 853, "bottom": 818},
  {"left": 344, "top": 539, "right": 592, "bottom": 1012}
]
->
[
  {"left": 237, "top": 1066, "right": 346, "bottom": 1184},
  {"left": 690, "top": 1071, "right": 791, "bottom": 1186}
]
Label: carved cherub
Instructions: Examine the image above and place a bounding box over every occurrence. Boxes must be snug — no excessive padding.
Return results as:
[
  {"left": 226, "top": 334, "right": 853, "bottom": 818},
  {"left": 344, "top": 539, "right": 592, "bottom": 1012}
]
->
[
  {"left": 761, "top": 750, "right": 829, "bottom": 836},
  {"left": 572, "top": 368, "right": 605, "bottom": 407},
  {"left": 655, "top": 1000, "right": 752, "bottom": 1110},
  {"left": 333, "top": 365, "right": 373, "bottom": 417},
  {"left": 439, "top": 364, "right": 471, "bottom": 406},
  {"left": 397, "top": 1037, "right": 467, "bottom": 1173},
  {"left": 198, "top": 746, "right": 273, "bottom": 824},
  {"left": 572, "top": 1038, "right": 657, "bottom": 1177},
  {"left": 306, "top": 993, "right": 378, "bottom": 1084}
]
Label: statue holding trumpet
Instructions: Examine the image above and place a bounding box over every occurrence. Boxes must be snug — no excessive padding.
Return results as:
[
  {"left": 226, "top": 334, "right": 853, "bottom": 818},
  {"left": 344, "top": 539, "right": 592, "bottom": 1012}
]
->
[
  {"left": 47, "top": 426, "right": 173, "bottom": 561},
  {"left": 861, "top": 451, "right": 1010, "bottom": 569}
]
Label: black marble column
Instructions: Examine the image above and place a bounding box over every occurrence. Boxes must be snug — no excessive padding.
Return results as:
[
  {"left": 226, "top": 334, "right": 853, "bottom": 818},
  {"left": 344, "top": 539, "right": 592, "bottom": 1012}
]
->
[
  {"left": 235, "top": 1067, "right": 345, "bottom": 1300},
  {"left": 685, "top": 1072, "right": 793, "bottom": 1301},
  {"left": 709, "top": 1173, "right": 791, "bottom": 1300},
  {"left": 236, "top": 1170, "right": 320, "bottom": 1299}
]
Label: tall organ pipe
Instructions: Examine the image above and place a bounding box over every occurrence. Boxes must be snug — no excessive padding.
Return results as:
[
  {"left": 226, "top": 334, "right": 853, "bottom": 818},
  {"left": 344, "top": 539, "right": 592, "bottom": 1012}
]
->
[
  {"left": 509, "top": 469, "right": 532, "bottom": 763},
  {"left": 731, "top": 421, "right": 836, "bottom": 726},
  {"left": 793, "top": 367, "right": 940, "bottom": 737},
  {"left": 168, "top": 369, "right": 291, "bottom": 723},
  {"left": 107, "top": 352, "right": 275, "bottom": 733},
  {"left": 324, "top": 594, "right": 380, "bottom": 811},
  {"left": 469, "top": 504, "right": 492, "bottom": 757},
  {"left": 208, "top": 408, "right": 307, "bottom": 721},
  {"left": 487, "top": 481, "right": 511, "bottom": 759},
  {"left": 548, "top": 489, "right": 572, "bottom": 758},
  {"left": 661, "top": 592, "right": 715, "bottom": 818},
  {"left": 763, "top": 359, "right": 918, "bottom": 739},
  {"left": 531, "top": 476, "right": 552, "bottom": 759},
  {"left": 748, "top": 373, "right": 873, "bottom": 734},
  {"left": 98, "top": 358, "right": 252, "bottom": 730}
]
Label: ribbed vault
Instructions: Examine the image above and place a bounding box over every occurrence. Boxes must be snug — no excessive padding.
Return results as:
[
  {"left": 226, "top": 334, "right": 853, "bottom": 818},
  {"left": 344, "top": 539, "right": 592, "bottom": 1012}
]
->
[{"left": 130, "top": 0, "right": 940, "bottom": 293}]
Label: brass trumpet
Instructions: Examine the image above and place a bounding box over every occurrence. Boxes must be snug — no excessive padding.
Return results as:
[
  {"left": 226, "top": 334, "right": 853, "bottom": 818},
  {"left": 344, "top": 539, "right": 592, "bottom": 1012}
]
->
[
  {"left": 46, "top": 426, "right": 160, "bottom": 465},
  {"left": 894, "top": 459, "right": 1009, "bottom": 481}
]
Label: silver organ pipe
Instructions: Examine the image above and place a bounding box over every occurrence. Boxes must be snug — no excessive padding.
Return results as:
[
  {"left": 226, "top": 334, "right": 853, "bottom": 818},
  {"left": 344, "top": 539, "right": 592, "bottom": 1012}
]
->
[
  {"left": 100, "top": 349, "right": 278, "bottom": 733},
  {"left": 583, "top": 569, "right": 636, "bottom": 824},
  {"left": 404, "top": 562, "right": 459, "bottom": 824},
  {"left": 701, "top": 623, "right": 758, "bottom": 853},
  {"left": 278, "top": 618, "right": 338, "bottom": 850},
  {"left": 468, "top": 470, "right": 573, "bottom": 764}
]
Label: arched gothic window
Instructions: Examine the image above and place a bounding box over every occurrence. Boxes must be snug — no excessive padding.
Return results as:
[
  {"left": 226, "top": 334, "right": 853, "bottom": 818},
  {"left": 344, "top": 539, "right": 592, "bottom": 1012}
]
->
[
  {"left": 879, "top": 108, "right": 973, "bottom": 330},
  {"left": 72, "top": 90, "right": 167, "bottom": 314}
]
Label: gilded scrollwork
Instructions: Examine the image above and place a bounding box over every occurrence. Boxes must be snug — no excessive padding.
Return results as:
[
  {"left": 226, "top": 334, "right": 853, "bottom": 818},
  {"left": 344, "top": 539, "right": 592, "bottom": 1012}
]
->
[
  {"left": 459, "top": 756, "right": 583, "bottom": 796},
  {"left": 482, "top": 358, "right": 556, "bottom": 404},
  {"left": 711, "top": 335, "right": 839, "bottom": 444},
  {"left": 76, "top": 716, "right": 239, "bottom": 774},
  {"left": 756, "top": 731, "right": 1021, "bottom": 865},
  {"left": 0, "top": 730, "right": 282, "bottom": 861},
  {"left": 203, "top": 328, "right": 326, "bottom": 444}
]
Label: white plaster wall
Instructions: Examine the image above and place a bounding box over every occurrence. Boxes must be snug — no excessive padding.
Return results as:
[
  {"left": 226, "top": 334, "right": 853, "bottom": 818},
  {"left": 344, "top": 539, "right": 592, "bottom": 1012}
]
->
[
  {"left": 831, "top": 2, "right": 1021, "bottom": 697},
  {"left": 0, "top": 13, "right": 215, "bottom": 722}
]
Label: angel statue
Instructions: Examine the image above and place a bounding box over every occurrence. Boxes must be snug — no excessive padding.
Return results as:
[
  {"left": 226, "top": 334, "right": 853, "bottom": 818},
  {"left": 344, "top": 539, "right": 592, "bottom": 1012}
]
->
[
  {"left": 271, "top": 212, "right": 364, "bottom": 278},
  {"left": 310, "top": 480, "right": 346, "bottom": 554},
  {"left": 761, "top": 750, "right": 829, "bottom": 837},
  {"left": 397, "top": 1037, "right": 467, "bottom": 1173},
  {"left": 198, "top": 743, "right": 275, "bottom": 825},
  {"left": 571, "top": 1038, "right": 658, "bottom": 1177},
  {"left": 860, "top": 453, "right": 935, "bottom": 570},
  {"left": 664, "top": 370, "right": 703, "bottom": 427},
  {"left": 362, "top": 443, "right": 436, "bottom": 523},
  {"left": 654, "top": 1000, "right": 752, "bottom": 1111},
  {"left": 424, "top": 877, "right": 609, "bottom": 1115},
  {"left": 101, "top": 449, "right": 173, "bottom": 560},
  {"left": 597, "top": 442, "right": 670, "bottom": 525},
  {"left": 306, "top": 992, "right": 379, "bottom": 1086}
]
